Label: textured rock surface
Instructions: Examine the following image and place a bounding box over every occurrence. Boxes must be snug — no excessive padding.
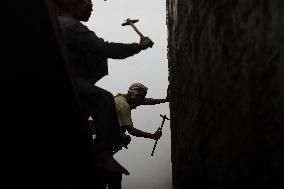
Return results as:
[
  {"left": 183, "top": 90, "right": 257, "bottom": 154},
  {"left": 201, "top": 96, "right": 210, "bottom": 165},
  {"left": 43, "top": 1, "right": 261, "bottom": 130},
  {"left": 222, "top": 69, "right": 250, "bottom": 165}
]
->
[{"left": 167, "top": 0, "right": 284, "bottom": 188}]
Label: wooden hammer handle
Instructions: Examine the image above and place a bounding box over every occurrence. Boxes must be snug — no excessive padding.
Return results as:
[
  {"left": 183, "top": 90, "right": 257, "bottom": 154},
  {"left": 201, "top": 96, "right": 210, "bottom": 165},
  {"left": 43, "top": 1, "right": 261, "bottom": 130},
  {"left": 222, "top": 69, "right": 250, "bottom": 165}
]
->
[{"left": 129, "top": 22, "right": 144, "bottom": 38}]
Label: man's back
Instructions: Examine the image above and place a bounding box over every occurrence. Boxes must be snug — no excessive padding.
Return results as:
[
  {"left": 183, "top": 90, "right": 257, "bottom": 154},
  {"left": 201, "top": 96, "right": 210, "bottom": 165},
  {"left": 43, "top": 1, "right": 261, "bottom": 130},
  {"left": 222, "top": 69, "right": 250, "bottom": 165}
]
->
[
  {"left": 58, "top": 14, "right": 108, "bottom": 87},
  {"left": 114, "top": 94, "right": 133, "bottom": 128}
]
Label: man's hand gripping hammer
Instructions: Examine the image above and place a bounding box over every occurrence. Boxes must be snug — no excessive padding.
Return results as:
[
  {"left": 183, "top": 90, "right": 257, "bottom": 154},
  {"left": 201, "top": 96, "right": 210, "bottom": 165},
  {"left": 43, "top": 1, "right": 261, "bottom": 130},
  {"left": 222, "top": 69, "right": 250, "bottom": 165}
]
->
[
  {"left": 122, "top": 18, "right": 154, "bottom": 48},
  {"left": 151, "top": 114, "right": 170, "bottom": 156}
]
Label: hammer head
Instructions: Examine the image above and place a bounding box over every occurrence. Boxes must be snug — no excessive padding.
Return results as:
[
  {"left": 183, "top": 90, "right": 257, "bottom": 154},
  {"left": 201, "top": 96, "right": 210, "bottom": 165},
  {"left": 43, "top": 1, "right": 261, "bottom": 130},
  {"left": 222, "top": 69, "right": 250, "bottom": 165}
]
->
[
  {"left": 122, "top": 19, "right": 139, "bottom": 26},
  {"left": 160, "top": 114, "right": 170, "bottom": 120}
]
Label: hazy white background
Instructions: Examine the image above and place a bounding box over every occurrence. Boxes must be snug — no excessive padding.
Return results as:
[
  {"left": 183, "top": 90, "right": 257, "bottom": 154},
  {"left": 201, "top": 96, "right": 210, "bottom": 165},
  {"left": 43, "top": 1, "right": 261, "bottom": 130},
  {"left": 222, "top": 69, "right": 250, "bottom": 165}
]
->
[{"left": 85, "top": 0, "right": 171, "bottom": 188}]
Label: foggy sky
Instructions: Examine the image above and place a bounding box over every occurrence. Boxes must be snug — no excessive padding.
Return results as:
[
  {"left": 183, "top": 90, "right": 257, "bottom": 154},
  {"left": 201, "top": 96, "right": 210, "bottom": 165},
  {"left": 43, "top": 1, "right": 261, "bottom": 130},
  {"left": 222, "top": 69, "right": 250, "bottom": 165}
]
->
[{"left": 86, "top": 1, "right": 171, "bottom": 189}]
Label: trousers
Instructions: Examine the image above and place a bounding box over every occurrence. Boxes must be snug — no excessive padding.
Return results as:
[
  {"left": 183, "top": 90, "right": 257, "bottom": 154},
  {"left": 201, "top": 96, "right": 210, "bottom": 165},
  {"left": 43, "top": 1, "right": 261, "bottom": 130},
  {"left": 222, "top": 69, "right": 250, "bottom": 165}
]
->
[
  {"left": 98, "top": 169, "right": 122, "bottom": 189},
  {"left": 80, "top": 85, "right": 123, "bottom": 152}
]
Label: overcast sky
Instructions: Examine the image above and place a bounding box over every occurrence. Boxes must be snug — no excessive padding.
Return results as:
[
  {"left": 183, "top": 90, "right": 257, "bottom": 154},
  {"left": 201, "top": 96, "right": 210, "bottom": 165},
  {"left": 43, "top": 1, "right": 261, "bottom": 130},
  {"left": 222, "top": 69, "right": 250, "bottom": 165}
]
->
[{"left": 85, "top": 1, "right": 171, "bottom": 189}]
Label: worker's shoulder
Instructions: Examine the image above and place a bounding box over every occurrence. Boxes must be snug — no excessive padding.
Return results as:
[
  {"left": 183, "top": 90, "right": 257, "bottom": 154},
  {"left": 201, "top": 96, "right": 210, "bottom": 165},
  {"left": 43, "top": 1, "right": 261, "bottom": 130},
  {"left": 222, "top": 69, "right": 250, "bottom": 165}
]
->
[
  {"left": 114, "top": 94, "right": 124, "bottom": 103},
  {"left": 114, "top": 94, "right": 128, "bottom": 107},
  {"left": 58, "top": 15, "right": 90, "bottom": 33}
]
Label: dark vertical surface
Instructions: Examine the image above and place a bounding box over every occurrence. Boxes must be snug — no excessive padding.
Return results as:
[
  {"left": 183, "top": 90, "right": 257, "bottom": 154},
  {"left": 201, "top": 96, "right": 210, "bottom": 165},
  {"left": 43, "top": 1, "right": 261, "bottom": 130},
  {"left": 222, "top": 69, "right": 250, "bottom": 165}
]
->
[
  {"left": 1, "top": 1, "right": 96, "bottom": 186},
  {"left": 167, "top": 0, "right": 284, "bottom": 188}
]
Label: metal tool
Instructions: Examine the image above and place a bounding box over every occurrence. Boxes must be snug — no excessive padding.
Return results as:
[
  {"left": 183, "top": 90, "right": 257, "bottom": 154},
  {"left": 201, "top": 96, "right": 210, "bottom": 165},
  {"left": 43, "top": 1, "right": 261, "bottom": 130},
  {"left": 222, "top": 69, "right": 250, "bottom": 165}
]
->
[
  {"left": 151, "top": 114, "right": 170, "bottom": 156},
  {"left": 122, "top": 18, "right": 144, "bottom": 37},
  {"left": 122, "top": 18, "right": 154, "bottom": 47}
]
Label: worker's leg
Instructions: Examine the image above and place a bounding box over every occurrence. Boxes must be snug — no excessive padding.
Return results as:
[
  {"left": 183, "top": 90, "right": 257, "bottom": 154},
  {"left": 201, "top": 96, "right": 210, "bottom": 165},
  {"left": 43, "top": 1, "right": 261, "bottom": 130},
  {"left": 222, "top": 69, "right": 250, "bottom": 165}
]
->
[
  {"left": 81, "top": 86, "right": 123, "bottom": 152},
  {"left": 96, "top": 169, "right": 122, "bottom": 189},
  {"left": 97, "top": 168, "right": 108, "bottom": 189},
  {"left": 80, "top": 85, "right": 128, "bottom": 175},
  {"left": 107, "top": 172, "right": 122, "bottom": 189}
]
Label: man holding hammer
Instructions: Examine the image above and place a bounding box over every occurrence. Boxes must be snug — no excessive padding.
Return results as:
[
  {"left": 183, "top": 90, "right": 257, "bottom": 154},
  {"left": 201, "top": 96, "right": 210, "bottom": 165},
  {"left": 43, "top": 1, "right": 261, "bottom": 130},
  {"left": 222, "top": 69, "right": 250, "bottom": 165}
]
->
[
  {"left": 114, "top": 83, "right": 169, "bottom": 140},
  {"left": 53, "top": 0, "right": 154, "bottom": 184},
  {"left": 99, "top": 83, "right": 169, "bottom": 188}
]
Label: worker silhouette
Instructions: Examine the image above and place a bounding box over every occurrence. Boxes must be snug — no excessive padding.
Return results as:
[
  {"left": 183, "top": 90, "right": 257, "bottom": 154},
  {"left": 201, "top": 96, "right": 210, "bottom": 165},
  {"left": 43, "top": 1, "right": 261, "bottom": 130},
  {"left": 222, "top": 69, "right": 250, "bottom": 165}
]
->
[{"left": 98, "top": 83, "right": 169, "bottom": 189}]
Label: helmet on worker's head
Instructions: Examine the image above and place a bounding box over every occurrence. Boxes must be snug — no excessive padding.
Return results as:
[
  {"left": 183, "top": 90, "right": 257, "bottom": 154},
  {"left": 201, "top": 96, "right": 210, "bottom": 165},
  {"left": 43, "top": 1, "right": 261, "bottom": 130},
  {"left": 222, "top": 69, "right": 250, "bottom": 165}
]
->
[
  {"left": 128, "top": 83, "right": 148, "bottom": 95},
  {"left": 128, "top": 83, "right": 148, "bottom": 108}
]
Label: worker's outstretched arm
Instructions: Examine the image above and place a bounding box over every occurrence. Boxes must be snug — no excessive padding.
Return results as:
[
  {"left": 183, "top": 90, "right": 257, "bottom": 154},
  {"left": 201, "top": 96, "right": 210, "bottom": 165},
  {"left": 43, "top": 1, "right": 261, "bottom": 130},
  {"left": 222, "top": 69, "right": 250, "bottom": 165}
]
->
[{"left": 141, "top": 98, "right": 168, "bottom": 105}]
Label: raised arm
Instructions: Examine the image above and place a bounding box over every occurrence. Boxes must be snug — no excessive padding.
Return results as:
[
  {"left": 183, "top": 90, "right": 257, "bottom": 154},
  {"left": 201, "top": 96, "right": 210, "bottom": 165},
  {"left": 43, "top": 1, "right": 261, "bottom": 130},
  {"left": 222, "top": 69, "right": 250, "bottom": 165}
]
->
[{"left": 75, "top": 23, "right": 153, "bottom": 59}]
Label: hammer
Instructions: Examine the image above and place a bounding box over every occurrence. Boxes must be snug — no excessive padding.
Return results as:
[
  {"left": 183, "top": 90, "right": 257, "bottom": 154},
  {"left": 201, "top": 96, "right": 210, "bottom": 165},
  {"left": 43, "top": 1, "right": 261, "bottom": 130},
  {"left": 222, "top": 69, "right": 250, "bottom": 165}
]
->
[
  {"left": 151, "top": 114, "right": 170, "bottom": 156},
  {"left": 122, "top": 18, "right": 154, "bottom": 47}
]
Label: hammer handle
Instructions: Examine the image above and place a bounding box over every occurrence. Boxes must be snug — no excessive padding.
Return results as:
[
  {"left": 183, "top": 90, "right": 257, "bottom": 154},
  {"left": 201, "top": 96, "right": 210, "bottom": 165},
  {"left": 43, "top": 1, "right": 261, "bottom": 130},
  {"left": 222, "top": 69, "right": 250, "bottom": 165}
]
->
[
  {"left": 151, "top": 120, "right": 165, "bottom": 156},
  {"left": 151, "top": 137, "right": 159, "bottom": 156},
  {"left": 129, "top": 22, "right": 144, "bottom": 38}
]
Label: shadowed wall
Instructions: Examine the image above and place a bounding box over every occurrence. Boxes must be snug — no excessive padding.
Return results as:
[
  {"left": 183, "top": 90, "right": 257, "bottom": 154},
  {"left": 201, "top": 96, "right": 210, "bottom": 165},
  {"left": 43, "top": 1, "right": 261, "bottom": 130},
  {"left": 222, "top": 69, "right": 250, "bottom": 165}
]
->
[
  {"left": 167, "top": 0, "right": 284, "bottom": 188},
  {"left": 1, "top": 1, "right": 96, "bottom": 186}
]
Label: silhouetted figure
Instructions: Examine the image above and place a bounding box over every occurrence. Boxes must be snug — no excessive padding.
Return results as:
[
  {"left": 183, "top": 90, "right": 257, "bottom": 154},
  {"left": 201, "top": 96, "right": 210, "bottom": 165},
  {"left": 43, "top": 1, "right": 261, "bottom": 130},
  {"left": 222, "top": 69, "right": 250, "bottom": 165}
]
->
[
  {"left": 115, "top": 83, "right": 168, "bottom": 139},
  {"left": 100, "top": 83, "right": 169, "bottom": 189},
  {"left": 53, "top": 0, "right": 154, "bottom": 182}
]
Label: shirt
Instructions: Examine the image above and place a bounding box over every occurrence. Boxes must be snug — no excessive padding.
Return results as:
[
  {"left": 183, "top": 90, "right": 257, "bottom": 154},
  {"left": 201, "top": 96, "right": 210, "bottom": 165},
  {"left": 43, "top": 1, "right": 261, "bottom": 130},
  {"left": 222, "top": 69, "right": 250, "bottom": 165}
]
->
[
  {"left": 114, "top": 94, "right": 133, "bottom": 128},
  {"left": 58, "top": 14, "right": 142, "bottom": 94}
]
